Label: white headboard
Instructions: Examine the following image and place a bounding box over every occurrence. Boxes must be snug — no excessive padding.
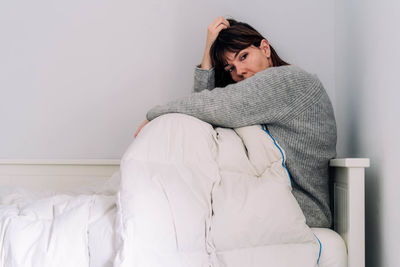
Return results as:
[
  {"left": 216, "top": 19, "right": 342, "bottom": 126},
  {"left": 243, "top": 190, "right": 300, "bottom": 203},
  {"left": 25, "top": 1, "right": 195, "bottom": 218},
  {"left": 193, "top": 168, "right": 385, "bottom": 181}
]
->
[{"left": 0, "top": 159, "right": 120, "bottom": 192}]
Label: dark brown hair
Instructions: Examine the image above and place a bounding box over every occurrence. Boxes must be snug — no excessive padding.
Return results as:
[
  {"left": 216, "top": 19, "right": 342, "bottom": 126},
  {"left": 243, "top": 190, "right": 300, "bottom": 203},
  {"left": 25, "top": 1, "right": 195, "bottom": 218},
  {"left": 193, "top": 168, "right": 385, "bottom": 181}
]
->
[{"left": 210, "top": 19, "right": 289, "bottom": 87}]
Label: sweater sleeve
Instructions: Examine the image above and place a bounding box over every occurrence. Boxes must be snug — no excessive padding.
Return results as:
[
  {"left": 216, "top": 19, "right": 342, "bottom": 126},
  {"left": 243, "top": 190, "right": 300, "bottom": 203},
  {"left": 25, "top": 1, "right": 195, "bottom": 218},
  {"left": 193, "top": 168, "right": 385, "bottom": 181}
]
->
[
  {"left": 148, "top": 65, "right": 323, "bottom": 128},
  {"left": 192, "top": 65, "right": 216, "bottom": 93}
]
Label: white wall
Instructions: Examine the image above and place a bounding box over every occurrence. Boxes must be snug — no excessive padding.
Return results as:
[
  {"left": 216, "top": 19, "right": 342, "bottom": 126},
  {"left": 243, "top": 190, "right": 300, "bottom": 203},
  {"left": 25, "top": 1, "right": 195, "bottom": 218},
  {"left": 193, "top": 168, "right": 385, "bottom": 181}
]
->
[
  {"left": 335, "top": 0, "right": 400, "bottom": 266},
  {"left": 2, "top": 0, "right": 399, "bottom": 265},
  {"left": 0, "top": 0, "right": 334, "bottom": 159}
]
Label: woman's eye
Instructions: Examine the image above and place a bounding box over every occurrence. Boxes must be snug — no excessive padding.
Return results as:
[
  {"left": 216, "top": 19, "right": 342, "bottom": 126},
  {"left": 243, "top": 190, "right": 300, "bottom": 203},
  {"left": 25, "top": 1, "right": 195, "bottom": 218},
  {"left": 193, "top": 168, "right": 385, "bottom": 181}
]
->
[
  {"left": 227, "top": 66, "right": 234, "bottom": 73},
  {"left": 240, "top": 53, "right": 247, "bottom": 61}
]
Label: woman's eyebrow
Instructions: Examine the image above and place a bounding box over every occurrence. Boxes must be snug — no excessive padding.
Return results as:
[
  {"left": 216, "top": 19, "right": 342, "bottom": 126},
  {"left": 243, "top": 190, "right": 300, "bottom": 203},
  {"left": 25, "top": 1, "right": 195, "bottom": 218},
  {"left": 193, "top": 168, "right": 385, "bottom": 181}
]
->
[{"left": 224, "top": 51, "right": 241, "bottom": 68}]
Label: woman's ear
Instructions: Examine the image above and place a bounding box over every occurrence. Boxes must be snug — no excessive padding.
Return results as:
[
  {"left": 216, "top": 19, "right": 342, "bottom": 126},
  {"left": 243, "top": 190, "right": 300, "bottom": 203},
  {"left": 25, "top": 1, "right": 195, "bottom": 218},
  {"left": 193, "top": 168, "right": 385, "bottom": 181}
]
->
[{"left": 260, "top": 39, "right": 271, "bottom": 58}]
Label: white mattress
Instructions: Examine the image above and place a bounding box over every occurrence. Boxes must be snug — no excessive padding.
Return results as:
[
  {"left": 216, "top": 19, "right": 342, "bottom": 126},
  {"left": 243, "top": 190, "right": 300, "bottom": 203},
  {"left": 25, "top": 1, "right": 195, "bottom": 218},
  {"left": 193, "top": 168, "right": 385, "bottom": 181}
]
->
[{"left": 311, "top": 228, "right": 347, "bottom": 267}]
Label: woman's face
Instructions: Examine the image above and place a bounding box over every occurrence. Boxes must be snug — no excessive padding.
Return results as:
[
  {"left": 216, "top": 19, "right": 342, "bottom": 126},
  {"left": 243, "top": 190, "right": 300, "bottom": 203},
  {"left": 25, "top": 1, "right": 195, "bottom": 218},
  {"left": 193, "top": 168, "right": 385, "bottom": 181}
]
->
[{"left": 223, "top": 39, "right": 273, "bottom": 82}]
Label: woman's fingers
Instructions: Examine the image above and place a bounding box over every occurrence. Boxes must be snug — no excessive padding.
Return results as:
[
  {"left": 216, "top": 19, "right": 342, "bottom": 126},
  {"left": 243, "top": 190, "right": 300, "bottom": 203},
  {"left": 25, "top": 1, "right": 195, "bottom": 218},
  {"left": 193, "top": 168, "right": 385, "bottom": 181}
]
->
[
  {"left": 134, "top": 119, "right": 149, "bottom": 138},
  {"left": 206, "top": 16, "right": 230, "bottom": 48},
  {"left": 215, "top": 23, "right": 228, "bottom": 33},
  {"left": 209, "top": 18, "right": 229, "bottom": 34},
  {"left": 201, "top": 16, "right": 230, "bottom": 70},
  {"left": 134, "top": 128, "right": 140, "bottom": 138},
  {"left": 210, "top": 16, "right": 230, "bottom": 29}
]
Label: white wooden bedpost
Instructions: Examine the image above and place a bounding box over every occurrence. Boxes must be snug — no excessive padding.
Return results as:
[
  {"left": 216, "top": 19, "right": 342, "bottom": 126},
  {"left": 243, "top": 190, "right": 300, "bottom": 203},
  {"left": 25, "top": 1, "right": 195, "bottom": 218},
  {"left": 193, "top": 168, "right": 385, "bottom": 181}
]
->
[{"left": 329, "top": 158, "right": 370, "bottom": 267}]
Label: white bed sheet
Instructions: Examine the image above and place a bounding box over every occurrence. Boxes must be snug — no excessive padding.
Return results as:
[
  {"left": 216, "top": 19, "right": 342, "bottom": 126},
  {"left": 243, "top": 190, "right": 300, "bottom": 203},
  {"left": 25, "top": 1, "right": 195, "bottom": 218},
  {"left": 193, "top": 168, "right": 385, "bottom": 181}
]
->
[{"left": 312, "top": 228, "right": 347, "bottom": 267}]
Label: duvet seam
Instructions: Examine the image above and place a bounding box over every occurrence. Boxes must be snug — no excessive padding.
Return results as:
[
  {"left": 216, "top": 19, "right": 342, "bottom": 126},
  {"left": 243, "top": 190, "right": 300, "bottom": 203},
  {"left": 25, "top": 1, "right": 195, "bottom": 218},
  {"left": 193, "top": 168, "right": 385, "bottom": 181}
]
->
[{"left": 261, "top": 124, "right": 292, "bottom": 186}]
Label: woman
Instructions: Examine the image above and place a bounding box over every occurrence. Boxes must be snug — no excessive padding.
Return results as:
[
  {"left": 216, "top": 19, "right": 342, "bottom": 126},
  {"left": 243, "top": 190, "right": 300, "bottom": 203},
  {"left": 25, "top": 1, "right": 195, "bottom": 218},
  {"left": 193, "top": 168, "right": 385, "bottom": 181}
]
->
[{"left": 135, "top": 17, "right": 337, "bottom": 228}]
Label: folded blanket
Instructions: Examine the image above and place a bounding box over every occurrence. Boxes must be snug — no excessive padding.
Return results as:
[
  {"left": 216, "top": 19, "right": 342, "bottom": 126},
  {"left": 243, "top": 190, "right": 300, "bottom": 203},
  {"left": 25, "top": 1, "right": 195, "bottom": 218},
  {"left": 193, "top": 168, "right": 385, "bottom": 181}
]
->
[{"left": 115, "top": 113, "right": 320, "bottom": 267}]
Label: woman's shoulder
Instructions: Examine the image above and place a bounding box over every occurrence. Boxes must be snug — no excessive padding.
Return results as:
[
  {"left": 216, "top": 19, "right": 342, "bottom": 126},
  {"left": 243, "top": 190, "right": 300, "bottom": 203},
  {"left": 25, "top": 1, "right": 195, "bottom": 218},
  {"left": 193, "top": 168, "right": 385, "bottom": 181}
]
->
[
  {"left": 266, "top": 65, "right": 316, "bottom": 78},
  {"left": 254, "top": 65, "right": 320, "bottom": 86}
]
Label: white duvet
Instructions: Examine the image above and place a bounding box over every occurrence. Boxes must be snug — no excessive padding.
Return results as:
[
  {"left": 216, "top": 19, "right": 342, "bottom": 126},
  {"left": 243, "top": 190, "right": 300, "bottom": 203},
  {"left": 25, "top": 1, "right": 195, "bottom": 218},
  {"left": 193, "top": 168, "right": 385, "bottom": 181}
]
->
[
  {"left": 0, "top": 192, "right": 118, "bottom": 267},
  {"left": 0, "top": 113, "right": 321, "bottom": 267},
  {"left": 115, "top": 113, "right": 320, "bottom": 267}
]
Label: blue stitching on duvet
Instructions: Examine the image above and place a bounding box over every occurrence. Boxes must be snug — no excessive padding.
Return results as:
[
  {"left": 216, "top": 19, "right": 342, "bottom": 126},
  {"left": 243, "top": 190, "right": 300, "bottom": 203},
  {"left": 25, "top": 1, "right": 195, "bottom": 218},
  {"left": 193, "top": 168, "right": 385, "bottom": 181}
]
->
[
  {"left": 261, "top": 124, "right": 292, "bottom": 186},
  {"left": 313, "top": 233, "right": 322, "bottom": 265}
]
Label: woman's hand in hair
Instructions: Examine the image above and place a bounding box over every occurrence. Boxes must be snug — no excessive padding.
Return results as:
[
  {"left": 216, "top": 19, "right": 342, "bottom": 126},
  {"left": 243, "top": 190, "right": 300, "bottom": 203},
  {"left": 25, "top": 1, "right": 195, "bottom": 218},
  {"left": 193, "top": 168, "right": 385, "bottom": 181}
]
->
[
  {"left": 134, "top": 119, "right": 149, "bottom": 138},
  {"left": 201, "top": 16, "right": 230, "bottom": 70}
]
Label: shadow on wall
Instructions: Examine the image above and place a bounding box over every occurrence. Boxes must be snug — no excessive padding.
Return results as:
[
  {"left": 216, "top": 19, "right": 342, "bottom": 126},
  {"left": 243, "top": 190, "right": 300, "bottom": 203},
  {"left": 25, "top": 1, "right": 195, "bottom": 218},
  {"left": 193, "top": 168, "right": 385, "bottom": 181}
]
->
[{"left": 365, "top": 162, "right": 382, "bottom": 267}]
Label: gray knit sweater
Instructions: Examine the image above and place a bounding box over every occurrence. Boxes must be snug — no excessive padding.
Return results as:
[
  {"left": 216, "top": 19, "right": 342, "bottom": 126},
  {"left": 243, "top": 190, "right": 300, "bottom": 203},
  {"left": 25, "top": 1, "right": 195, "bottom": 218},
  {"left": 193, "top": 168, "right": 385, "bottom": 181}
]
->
[{"left": 146, "top": 65, "right": 337, "bottom": 228}]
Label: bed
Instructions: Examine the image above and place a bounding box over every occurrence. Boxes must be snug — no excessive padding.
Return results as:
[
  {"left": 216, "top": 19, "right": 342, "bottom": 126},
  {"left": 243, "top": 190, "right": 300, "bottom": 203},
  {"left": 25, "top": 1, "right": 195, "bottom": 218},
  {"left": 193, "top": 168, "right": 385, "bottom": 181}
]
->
[
  {"left": 0, "top": 115, "right": 369, "bottom": 267},
  {"left": 0, "top": 157, "right": 369, "bottom": 267}
]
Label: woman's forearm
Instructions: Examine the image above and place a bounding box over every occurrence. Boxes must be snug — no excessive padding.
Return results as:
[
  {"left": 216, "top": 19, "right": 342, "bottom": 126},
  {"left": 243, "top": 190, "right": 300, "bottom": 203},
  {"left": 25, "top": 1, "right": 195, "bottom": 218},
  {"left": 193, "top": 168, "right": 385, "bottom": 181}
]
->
[{"left": 148, "top": 65, "right": 321, "bottom": 128}]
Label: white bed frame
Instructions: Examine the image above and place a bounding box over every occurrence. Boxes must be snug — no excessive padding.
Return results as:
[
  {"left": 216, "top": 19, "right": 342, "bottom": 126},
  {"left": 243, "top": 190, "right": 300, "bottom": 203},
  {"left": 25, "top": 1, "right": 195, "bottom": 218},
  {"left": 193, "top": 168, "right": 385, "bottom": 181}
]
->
[
  {"left": 329, "top": 158, "right": 369, "bottom": 267},
  {"left": 0, "top": 158, "right": 369, "bottom": 267}
]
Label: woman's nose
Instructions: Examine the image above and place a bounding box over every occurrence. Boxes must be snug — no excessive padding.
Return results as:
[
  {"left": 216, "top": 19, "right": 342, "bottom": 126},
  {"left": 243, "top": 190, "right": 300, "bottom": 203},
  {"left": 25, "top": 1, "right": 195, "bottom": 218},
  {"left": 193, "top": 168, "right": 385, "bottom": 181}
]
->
[{"left": 236, "top": 64, "right": 246, "bottom": 75}]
